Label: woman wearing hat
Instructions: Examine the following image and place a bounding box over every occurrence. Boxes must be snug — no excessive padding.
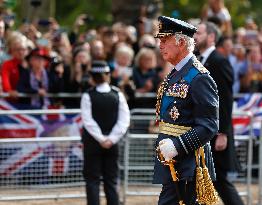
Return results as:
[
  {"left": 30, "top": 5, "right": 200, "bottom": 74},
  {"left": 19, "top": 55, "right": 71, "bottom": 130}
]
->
[
  {"left": 81, "top": 60, "right": 130, "bottom": 205},
  {"left": 17, "top": 48, "right": 51, "bottom": 108}
]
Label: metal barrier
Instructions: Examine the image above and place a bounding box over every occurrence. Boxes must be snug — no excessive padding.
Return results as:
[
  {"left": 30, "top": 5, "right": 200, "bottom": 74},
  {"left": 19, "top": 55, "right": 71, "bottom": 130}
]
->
[
  {"left": 0, "top": 137, "right": 86, "bottom": 201},
  {"left": 123, "top": 109, "right": 255, "bottom": 205},
  {"left": 123, "top": 109, "right": 160, "bottom": 205},
  {"left": 0, "top": 107, "right": 258, "bottom": 204},
  {"left": 258, "top": 121, "right": 262, "bottom": 205},
  {"left": 0, "top": 108, "right": 85, "bottom": 201},
  {"left": 233, "top": 111, "right": 254, "bottom": 205},
  {"left": 0, "top": 108, "right": 127, "bottom": 202}
]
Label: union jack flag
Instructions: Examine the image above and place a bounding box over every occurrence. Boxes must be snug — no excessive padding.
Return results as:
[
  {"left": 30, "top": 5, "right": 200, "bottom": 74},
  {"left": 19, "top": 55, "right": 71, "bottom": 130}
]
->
[
  {"left": 233, "top": 93, "right": 262, "bottom": 137},
  {"left": 0, "top": 141, "right": 83, "bottom": 183},
  {"left": 0, "top": 100, "right": 43, "bottom": 138},
  {"left": 0, "top": 99, "right": 83, "bottom": 181}
]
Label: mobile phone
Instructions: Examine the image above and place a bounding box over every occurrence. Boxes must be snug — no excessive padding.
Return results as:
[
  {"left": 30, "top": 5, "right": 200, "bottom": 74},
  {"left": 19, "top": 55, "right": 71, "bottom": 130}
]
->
[
  {"left": 36, "top": 38, "right": 49, "bottom": 46},
  {"left": 3, "top": 14, "right": 15, "bottom": 22},
  {"left": 245, "top": 30, "right": 258, "bottom": 40},
  {"left": 38, "top": 19, "right": 51, "bottom": 27}
]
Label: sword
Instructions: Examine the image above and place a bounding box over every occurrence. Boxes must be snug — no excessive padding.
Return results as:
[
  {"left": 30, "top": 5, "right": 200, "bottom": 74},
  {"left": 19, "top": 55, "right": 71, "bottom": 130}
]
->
[{"left": 156, "top": 147, "right": 185, "bottom": 205}]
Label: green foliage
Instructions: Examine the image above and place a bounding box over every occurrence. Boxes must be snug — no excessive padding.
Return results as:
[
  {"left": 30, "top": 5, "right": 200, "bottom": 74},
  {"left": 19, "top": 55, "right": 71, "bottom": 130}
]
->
[
  {"left": 162, "top": 0, "right": 256, "bottom": 29},
  {"left": 225, "top": 0, "right": 251, "bottom": 28},
  {"left": 163, "top": 0, "right": 206, "bottom": 21},
  {"left": 9, "top": 0, "right": 262, "bottom": 30},
  {"left": 3, "top": 0, "right": 17, "bottom": 8},
  {"left": 55, "top": 0, "right": 113, "bottom": 30}
]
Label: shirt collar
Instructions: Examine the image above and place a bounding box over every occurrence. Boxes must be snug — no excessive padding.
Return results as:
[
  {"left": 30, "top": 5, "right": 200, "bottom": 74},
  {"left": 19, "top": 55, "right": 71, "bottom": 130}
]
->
[
  {"left": 201, "top": 46, "right": 216, "bottom": 64},
  {"left": 174, "top": 52, "right": 193, "bottom": 71},
  {"left": 96, "top": 82, "right": 111, "bottom": 92}
]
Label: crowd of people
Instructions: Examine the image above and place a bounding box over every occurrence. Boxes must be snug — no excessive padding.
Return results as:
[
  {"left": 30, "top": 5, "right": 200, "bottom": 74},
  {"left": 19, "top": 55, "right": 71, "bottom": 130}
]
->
[
  {"left": 0, "top": 0, "right": 261, "bottom": 110},
  {"left": 0, "top": 1, "right": 260, "bottom": 205}
]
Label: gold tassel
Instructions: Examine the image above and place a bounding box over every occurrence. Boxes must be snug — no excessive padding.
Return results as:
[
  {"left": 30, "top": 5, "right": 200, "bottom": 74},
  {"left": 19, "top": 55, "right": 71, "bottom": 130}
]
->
[
  {"left": 196, "top": 166, "right": 206, "bottom": 204},
  {"left": 195, "top": 149, "right": 206, "bottom": 204},
  {"left": 195, "top": 147, "right": 219, "bottom": 205},
  {"left": 202, "top": 166, "right": 219, "bottom": 205},
  {"left": 178, "top": 200, "right": 185, "bottom": 205}
]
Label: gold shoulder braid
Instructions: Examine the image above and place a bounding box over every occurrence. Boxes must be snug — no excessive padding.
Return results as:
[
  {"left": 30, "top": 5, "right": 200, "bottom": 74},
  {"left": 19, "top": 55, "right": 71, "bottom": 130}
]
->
[
  {"left": 193, "top": 59, "right": 209, "bottom": 74},
  {"left": 195, "top": 147, "right": 219, "bottom": 205}
]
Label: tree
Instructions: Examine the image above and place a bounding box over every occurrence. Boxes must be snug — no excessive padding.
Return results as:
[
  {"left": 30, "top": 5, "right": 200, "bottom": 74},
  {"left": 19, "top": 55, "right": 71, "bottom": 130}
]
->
[{"left": 112, "top": 0, "right": 162, "bottom": 24}]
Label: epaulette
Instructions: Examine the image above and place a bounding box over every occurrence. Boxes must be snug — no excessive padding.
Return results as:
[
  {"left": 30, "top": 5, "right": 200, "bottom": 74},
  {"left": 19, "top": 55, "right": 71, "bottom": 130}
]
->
[{"left": 192, "top": 59, "right": 209, "bottom": 74}]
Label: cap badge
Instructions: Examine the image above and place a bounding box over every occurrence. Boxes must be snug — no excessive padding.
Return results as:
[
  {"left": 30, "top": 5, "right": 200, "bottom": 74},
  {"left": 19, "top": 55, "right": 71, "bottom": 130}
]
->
[{"left": 158, "top": 21, "right": 163, "bottom": 31}]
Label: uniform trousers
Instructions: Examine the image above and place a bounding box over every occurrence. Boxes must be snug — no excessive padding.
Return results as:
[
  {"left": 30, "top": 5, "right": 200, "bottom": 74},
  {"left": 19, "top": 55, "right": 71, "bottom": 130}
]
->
[
  {"left": 214, "top": 165, "right": 244, "bottom": 205},
  {"left": 83, "top": 136, "right": 119, "bottom": 205},
  {"left": 158, "top": 180, "right": 199, "bottom": 205}
]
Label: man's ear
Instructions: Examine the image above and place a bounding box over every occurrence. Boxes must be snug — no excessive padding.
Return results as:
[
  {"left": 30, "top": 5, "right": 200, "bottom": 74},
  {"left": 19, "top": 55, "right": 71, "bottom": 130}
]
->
[
  {"left": 178, "top": 38, "right": 186, "bottom": 47},
  {"left": 208, "top": 33, "right": 216, "bottom": 44}
]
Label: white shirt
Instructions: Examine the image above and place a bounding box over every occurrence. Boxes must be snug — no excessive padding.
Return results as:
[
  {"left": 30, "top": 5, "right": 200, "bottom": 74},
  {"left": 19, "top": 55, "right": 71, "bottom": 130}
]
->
[
  {"left": 207, "top": 7, "right": 231, "bottom": 22},
  {"left": 81, "top": 82, "right": 130, "bottom": 144},
  {"left": 200, "top": 46, "right": 216, "bottom": 65},
  {"left": 174, "top": 52, "right": 193, "bottom": 71}
]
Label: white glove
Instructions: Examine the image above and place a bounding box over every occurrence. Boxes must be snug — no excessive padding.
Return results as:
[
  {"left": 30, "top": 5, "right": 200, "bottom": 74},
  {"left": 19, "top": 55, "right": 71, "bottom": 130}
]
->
[{"left": 159, "top": 138, "right": 178, "bottom": 161}]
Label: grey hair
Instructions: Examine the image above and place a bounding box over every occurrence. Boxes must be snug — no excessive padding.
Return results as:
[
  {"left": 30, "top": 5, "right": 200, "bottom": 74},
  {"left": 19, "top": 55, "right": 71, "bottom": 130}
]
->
[
  {"left": 174, "top": 33, "right": 195, "bottom": 53},
  {"left": 204, "top": 21, "right": 221, "bottom": 44}
]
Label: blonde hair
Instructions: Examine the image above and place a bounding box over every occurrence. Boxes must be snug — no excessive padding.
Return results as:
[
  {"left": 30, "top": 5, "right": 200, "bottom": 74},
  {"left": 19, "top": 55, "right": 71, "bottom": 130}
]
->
[
  {"left": 134, "top": 47, "right": 157, "bottom": 68},
  {"left": 6, "top": 31, "right": 28, "bottom": 52},
  {"left": 115, "top": 44, "right": 134, "bottom": 63}
]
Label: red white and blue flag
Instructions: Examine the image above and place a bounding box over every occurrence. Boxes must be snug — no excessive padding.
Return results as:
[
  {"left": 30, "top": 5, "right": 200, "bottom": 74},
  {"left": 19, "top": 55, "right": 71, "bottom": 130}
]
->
[
  {"left": 0, "top": 99, "right": 83, "bottom": 180},
  {"left": 233, "top": 93, "right": 262, "bottom": 137}
]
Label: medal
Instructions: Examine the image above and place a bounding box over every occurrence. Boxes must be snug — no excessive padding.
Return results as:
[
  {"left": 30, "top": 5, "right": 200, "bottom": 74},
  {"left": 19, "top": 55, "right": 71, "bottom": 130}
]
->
[{"left": 170, "top": 105, "right": 180, "bottom": 121}]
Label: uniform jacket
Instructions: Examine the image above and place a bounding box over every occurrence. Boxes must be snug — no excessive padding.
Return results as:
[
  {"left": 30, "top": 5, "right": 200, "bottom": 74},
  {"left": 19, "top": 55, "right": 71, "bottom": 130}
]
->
[
  {"left": 204, "top": 49, "right": 240, "bottom": 171},
  {"left": 153, "top": 56, "right": 219, "bottom": 184}
]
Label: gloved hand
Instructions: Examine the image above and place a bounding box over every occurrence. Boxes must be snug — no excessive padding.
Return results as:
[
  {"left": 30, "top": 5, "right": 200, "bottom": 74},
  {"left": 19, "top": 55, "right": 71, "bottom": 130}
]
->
[{"left": 159, "top": 138, "right": 178, "bottom": 161}]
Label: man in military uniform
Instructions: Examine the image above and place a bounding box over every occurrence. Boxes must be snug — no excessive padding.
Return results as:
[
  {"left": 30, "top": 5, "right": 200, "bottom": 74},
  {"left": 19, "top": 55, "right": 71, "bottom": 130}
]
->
[{"left": 153, "top": 16, "right": 219, "bottom": 205}]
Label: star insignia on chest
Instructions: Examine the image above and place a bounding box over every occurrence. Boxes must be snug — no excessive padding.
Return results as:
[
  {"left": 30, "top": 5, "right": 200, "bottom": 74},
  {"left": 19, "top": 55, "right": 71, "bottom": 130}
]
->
[{"left": 169, "top": 105, "right": 180, "bottom": 121}]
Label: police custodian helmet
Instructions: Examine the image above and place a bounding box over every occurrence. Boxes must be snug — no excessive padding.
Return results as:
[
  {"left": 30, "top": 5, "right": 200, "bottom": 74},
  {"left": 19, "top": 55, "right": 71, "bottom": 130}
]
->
[{"left": 90, "top": 60, "right": 110, "bottom": 73}]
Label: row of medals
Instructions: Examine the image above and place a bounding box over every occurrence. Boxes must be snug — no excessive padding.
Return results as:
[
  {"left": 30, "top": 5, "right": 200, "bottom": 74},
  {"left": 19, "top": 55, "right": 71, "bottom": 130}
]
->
[{"left": 156, "top": 71, "right": 189, "bottom": 122}]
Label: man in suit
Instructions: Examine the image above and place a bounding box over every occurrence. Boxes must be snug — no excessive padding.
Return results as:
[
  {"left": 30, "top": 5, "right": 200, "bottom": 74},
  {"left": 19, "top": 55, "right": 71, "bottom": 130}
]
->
[
  {"left": 153, "top": 16, "right": 219, "bottom": 205},
  {"left": 194, "top": 21, "right": 244, "bottom": 205},
  {"left": 81, "top": 60, "right": 130, "bottom": 205}
]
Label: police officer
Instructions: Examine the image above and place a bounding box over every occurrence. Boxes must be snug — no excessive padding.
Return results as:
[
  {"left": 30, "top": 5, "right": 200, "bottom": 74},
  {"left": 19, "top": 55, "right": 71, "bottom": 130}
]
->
[
  {"left": 153, "top": 16, "right": 219, "bottom": 205},
  {"left": 81, "top": 60, "right": 130, "bottom": 205}
]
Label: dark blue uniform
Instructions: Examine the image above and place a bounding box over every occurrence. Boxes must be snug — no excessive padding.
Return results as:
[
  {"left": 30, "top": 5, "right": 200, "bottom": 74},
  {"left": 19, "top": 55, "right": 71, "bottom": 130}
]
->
[{"left": 153, "top": 56, "right": 219, "bottom": 204}]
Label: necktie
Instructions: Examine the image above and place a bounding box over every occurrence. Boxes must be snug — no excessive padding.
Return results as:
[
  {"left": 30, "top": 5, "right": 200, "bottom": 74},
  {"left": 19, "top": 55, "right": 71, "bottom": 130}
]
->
[{"left": 199, "top": 56, "right": 203, "bottom": 63}]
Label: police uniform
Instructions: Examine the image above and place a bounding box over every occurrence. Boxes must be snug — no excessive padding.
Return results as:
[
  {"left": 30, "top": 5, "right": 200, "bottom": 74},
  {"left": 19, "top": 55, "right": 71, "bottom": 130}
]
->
[
  {"left": 154, "top": 16, "right": 219, "bottom": 205},
  {"left": 81, "top": 61, "right": 130, "bottom": 205}
]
